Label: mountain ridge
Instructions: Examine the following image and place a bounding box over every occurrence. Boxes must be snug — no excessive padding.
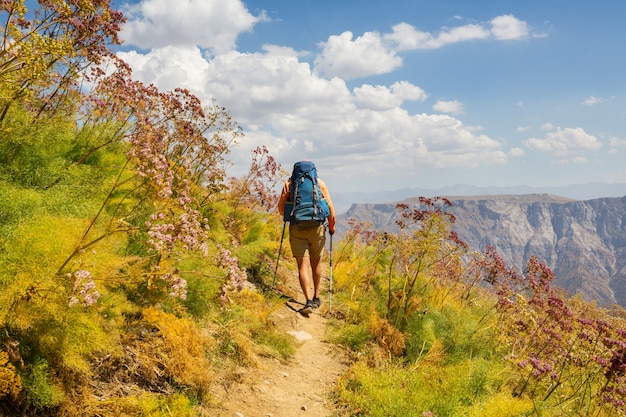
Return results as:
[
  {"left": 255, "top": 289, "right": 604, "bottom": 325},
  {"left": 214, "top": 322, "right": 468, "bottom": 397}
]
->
[
  {"left": 336, "top": 193, "right": 626, "bottom": 307},
  {"left": 332, "top": 182, "right": 626, "bottom": 214}
]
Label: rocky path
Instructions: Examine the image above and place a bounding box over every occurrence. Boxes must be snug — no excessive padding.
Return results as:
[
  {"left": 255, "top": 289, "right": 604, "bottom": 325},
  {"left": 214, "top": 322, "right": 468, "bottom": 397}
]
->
[{"left": 208, "top": 287, "right": 350, "bottom": 417}]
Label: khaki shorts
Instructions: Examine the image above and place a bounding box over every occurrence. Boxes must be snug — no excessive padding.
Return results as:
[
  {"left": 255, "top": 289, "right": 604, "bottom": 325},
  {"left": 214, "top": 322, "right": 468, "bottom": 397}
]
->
[{"left": 289, "top": 222, "right": 326, "bottom": 258}]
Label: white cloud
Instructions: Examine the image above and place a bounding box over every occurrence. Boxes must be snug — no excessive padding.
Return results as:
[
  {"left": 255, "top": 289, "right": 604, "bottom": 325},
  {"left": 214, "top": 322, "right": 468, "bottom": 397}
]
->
[
  {"left": 436, "top": 24, "right": 491, "bottom": 46},
  {"left": 118, "top": 45, "right": 210, "bottom": 92},
  {"left": 316, "top": 15, "right": 533, "bottom": 79},
  {"left": 391, "top": 81, "right": 429, "bottom": 101},
  {"left": 262, "top": 44, "right": 309, "bottom": 58},
  {"left": 582, "top": 96, "right": 603, "bottom": 106},
  {"left": 385, "top": 22, "right": 491, "bottom": 50},
  {"left": 609, "top": 136, "right": 626, "bottom": 147},
  {"left": 541, "top": 122, "right": 555, "bottom": 131},
  {"left": 119, "top": 41, "right": 507, "bottom": 184},
  {"left": 609, "top": 136, "right": 626, "bottom": 153},
  {"left": 516, "top": 126, "right": 530, "bottom": 132},
  {"left": 525, "top": 127, "right": 602, "bottom": 155},
  {"left": 120, "top": 0, "right": 264, "bottom": 53},
  {"left": 200, "top": 50, "right": 355, "bottom": 129},
  {"left": 114, "top": 4, "right": 552, "bottom": 190},
  {"left": 582, "top": 95, "right": 615, "bottom": 106},
  {"left": 322, "top": 111, "right": 507, "bottom": 175},
  {"left": 384, "top": 21, "right": 492, "bottom": 50},
  {"left": 383, "top": 22, "right": 435, "bottom": 51},
  {"left": 385, "top": 14, "right": 530, "bottom": 52},
  {"left": 433, "top": 100, "right": 464, "bottom": 115},
  {"left": 354, "top": 81, "right": 428, "bottom": 110},
  {"left": 490, "top": 15, "right": 529, "bottom": 40},
  {"left": 314, "top": 31, "right": 402, "bottom": 79}
]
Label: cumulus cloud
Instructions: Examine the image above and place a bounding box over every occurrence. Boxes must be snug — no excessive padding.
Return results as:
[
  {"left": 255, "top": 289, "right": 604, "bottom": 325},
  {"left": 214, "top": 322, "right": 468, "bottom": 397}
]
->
[
  {"left": 433, "top": 100, "right": 465, "bottom": 115},
  {"left": 383, "top": 22, "right": 435, "bottom": 51},
  {"left": 115, "top": 1, "right": 535, "bottom": 189},
  {"left": 384, "top": 16, "right": 529, "bottom": 52},
  {"left": 119, "top": 45, "right": 507, "bottom": 187},
  {"left": 490, "top": 15, "right": 529, "bottom": 40},
  {"left": 118, "top": 45, "right": 210, "bottom": 92},
  {"left": 120, "top": 0, "right": 264, "bottom": 53},
  {"left": 525, "top": 127, "right": 602, "bottom": 155},
  {"left": 199, "top": 50, "right": 355, "bottom": 129},
  {"left": 314, "top": 31, "right": 402, "bottom": 80},
  {"left": 609, "top": 136, "right": 626, "bottom": 154},
  {"left": 316, "top": 14, "right": 532, "bottom": 79},
  {"left": 384, "top": 22, "right": 490, "bottom": 51},
  {"left": 435, "top": 24, "right": 491, "bottom": 46},
  {"left": 354, "top": 81, "right": 428, "bottom": 110},
  {"left": 509, "top": 147, "right": 525, "bottom": 156},
  {"left": 391, "top": 81, "right": 429, "bottom": 101}
]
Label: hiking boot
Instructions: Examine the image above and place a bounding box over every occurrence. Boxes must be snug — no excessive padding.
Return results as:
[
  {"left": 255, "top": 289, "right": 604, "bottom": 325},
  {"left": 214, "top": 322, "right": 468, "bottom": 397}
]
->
[
  {"left": 300, "top": 299, "right": 315, "bottom": 315},
  {"left": 311, "top": 297, "right": 321, "bottom": 309}
]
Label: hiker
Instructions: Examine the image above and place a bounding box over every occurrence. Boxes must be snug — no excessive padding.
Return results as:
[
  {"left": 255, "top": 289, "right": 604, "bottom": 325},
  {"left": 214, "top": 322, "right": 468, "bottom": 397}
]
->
[{"left": 277, "top": 161, "right": 336, "bottom": 315}]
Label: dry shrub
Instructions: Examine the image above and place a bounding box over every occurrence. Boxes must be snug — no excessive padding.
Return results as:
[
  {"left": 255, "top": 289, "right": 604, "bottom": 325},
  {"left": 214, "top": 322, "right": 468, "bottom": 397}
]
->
[
  {"left": 368, "top": 313, "right": 406, "bottom": 357},
  {"left": 422, "top": 339, "right": 445, "bottom": 366},
  {"left": 138, "top": 308, "right": 213, "bottom": 397},
  {"left": 212, "top": 325, "right": 258, "bottom": 368},
  {"left": 88, "top": 307, "right": 213, "bottom": 408},
  {"left": 0, "top": 350, "right": 22, "bottom": 399}
]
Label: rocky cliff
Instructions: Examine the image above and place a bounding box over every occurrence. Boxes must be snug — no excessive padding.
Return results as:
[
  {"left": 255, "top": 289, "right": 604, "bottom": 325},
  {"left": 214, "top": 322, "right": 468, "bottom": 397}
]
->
[{"left": 337, "top": 194, "right": 626, "bottom": 307}]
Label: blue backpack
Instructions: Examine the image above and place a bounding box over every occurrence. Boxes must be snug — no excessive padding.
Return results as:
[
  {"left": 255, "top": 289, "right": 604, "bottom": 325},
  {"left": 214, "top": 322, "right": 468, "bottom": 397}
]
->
[{"left": 285, "top": 161, "right": 330, "bottom": 225}]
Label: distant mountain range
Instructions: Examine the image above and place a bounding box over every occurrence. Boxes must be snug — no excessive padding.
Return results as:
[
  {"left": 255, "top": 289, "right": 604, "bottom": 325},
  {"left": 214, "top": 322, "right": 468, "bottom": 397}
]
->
[
  {"left": 332, "top": 182, "right": 626, "bottom": 215},
  {"left": 336, "top": 193, "right": 626, "bottom": 308}
]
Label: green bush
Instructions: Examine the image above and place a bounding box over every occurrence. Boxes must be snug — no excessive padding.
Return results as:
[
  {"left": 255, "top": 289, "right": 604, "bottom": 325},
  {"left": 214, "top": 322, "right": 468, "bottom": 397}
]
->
[
  {"left": 328, "top": 322, "right": 373, "bottom": 352},
  {"left": 22, "top": 357, "right": 65, "bottom": 409}
]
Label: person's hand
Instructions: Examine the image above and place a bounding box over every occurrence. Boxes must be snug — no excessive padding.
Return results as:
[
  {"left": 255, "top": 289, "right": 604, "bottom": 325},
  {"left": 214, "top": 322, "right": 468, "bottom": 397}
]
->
[{"left": 329, "top": 227, "right": 335, "bottom": 235}]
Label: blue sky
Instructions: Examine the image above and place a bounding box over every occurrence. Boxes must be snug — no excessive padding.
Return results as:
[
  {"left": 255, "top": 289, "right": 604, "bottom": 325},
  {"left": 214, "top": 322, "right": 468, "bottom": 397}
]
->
[{"left": 113, "top": 0, "right": 626, "bottom": 197}]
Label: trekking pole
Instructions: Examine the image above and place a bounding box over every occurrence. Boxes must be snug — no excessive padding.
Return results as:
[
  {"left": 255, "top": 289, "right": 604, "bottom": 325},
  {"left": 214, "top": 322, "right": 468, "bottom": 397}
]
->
[
  {"left": 329, "top": 233, "right": 333, "bottom": 314},
  {"left": 272, "top": 221, "right": 287, "bottom": 288}
]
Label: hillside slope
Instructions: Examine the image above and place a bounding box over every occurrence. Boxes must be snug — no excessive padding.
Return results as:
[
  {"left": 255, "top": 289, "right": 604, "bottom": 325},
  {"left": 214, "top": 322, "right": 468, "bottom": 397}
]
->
[{"left": 338, "top": 194, "right": 626, "bottom": 307}]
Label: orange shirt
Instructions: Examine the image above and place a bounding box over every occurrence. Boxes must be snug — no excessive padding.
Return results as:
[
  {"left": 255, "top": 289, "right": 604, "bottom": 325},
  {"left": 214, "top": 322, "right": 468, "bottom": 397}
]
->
[{"left": 277, "top": 178, "right": 336, "bottom": 233}]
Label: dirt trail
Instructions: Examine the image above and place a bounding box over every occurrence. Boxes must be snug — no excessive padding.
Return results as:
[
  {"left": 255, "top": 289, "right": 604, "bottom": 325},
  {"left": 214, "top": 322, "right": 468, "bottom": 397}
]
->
[{"left": 208, "top": 281, "right": 350, "bottom": 417}]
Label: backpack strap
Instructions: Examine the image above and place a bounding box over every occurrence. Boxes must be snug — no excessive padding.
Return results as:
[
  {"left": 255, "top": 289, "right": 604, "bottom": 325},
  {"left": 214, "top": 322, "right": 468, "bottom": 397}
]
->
[
  {"left": 312, "top": 177, "right": 320, "bottom": 215},
  {"left": 290, "top": 178, "right": 298, "bottom": 218}
]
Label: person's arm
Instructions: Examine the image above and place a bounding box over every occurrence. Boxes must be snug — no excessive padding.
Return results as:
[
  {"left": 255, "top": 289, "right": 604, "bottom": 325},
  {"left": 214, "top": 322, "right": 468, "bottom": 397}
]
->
[
  {"left": 318, "top": 179, "right": 335, "bottom": 234},
  {"left": 277, "top": 180, "right": 290, "bottom": 216}
]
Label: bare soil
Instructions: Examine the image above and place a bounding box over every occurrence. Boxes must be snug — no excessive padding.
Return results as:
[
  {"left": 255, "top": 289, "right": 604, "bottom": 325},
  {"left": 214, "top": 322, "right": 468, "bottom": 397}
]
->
[{"left": 207, "top": 278, "right": 351, "bottom": 417}]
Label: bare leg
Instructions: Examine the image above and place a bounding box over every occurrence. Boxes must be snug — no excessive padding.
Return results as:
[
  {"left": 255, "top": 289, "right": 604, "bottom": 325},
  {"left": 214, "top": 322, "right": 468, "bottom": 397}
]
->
[
  {"left": 295, "top": 256, "right": 312, "bottom": 301},
  {"left": 310, "top": 255, "right": 322, "bottom": 299}
]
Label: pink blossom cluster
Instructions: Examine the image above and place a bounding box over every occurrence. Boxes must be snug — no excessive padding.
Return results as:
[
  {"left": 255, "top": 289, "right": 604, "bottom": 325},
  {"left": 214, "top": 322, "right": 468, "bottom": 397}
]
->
[
  {"left": 128, "top": 131, "right": 174, "bottom": 199},
  {"left": 161, "top": 269, "right": 187, "bottom": 300},
  {"left": 229, "top": 146, "right": 281, "bottom": 210},
  {"left": 476, "top": 247, "right": 626, "bottom": 412},
  {"left": 67, "top": 269, "right": 100, "bottom": 307},
  {"left": 123, "top": 90, "right": 235, "bottom": 258},
  {"left": 395, "top": 198, "right": 467, "bottom": 249},
  {"left": 144, "top": 205, "right": 209, "bottom": 256},
  {"left": 216, "top": 244, "right": 247, "bottom": 305},
  {"left": 80, "top": 62, "right": 239, "bottom": 265}
]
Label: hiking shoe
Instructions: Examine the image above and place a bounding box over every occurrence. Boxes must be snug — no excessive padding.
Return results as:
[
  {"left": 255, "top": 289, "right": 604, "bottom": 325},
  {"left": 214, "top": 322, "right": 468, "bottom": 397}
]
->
[
  {"left": 300, "top": 300, "right": 315, "bottom": 315},
  {"left": 311, "top": 297, "right": 321, "bottom": 309}
]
